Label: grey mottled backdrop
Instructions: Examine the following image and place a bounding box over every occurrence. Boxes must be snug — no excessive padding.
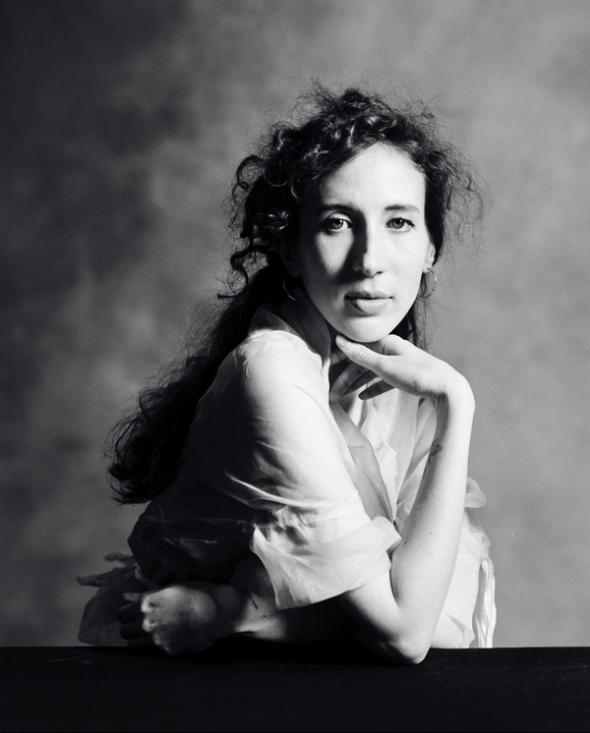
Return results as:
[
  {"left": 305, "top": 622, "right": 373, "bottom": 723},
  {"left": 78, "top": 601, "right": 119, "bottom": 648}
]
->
[{"left": 2, "top": 0, "right": 589, "bottom": 646}]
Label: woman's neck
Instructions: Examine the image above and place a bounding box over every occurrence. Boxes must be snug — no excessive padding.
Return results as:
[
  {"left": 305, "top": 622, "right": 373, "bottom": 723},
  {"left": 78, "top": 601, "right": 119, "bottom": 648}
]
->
[{"left": 272, "top": 296, "right": 357, "bottom": 401}]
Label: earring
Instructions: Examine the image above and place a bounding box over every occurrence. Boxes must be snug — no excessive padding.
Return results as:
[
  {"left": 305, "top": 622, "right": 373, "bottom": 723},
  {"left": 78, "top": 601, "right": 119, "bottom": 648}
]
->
[
  {"left": 281, "top": 273, "right": 304, "bottom": 302},
  {"left": 420, "top": 266, "right": 438, "bottom": 298}
]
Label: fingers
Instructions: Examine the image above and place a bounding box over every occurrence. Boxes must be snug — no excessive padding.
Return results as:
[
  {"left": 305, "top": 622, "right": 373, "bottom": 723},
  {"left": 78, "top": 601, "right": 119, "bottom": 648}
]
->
[
  {"left": 118, "top": 600, "right": 151, "bottom": 642},
  {"left": 367, "top": 334, "right": 411, "bottom": 354},
  {"left": 141, "top": 593, "right": 158, "bottom": 615},
  {"left": 330, "top": 363, "right": 381, "bottom": 399},
  {"left": 358, "top": 380, "right": 394, "bottom": 400},
  {"left": 342, "top": 372, "right": 382, "bottom": 397},
  {"left": 335, "top": 334, "right": 420, "bottom": 399},
  {"left": 336, "top": 334, "right": 403, "bottom": 377},
  {"left": 335, "top": 334, "right": 408, "bottom": 367},
  {"left": 372, "top": 334, "right": 412, "bottom": 355},
  {"left": 335, "top": 335, "right": 382, "bottom": 370}
]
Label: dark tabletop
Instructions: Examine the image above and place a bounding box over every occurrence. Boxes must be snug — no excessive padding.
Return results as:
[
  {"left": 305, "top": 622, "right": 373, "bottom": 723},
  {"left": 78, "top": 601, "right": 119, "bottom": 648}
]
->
[{"left": 1, "top": 644, "right": 589, "bottom": 732}]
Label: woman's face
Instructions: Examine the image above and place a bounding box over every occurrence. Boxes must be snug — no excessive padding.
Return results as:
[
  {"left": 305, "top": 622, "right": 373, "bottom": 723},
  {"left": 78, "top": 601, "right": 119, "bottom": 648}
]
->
[{"left": 291, "top": 142, "right": 435, "bottom": 343}]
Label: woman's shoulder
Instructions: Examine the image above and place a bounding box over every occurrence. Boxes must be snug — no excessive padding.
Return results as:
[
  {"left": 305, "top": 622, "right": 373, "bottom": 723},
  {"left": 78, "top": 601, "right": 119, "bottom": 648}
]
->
[
  {"left": 191, "top": 316, "right": 333, "bottom": 445},
  {"left": 233, "top": 328, "right": 324, "bottom": 396},
  {"left": 206, "top": 319, "right": 326, "bottom": 412},
  {"left": 238, "top": 326, "right": 318, "bottom": 364}
]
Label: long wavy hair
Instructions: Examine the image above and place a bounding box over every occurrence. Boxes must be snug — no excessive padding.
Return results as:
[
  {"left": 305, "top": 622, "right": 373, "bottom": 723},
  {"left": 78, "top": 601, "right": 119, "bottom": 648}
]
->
[{"left": 109, "top": 86, "right": 481, "bottom": 504}]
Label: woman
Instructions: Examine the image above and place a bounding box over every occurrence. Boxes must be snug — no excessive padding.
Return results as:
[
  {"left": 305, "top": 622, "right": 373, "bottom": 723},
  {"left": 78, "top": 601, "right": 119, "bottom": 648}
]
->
[{"left": 79, "top": 87, "right": 496, "bottom": 663}]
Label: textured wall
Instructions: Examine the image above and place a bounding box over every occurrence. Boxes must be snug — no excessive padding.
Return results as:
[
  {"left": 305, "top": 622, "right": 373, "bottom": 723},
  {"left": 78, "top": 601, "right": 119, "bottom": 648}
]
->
[{"left": 2, "top": 0, "right": 589, "bottom": 646}]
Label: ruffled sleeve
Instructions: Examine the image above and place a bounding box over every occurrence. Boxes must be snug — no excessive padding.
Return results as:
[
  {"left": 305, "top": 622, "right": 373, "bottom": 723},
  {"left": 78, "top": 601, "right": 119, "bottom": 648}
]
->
[
  {"left": 251, "top": 511, "right": 398, "bottom": 608},
  {"left": 187, "top": 333, "right": 401, "bottom": 609},
  {"left": 395, "top": 397, "right": 497, "bottom": 648}
]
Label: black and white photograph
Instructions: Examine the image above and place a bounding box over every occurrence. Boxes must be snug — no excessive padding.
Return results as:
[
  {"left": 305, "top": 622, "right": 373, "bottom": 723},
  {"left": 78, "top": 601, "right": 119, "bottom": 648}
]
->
[{"left": 2, "top": 1, "right": 589, "bottom": 730}]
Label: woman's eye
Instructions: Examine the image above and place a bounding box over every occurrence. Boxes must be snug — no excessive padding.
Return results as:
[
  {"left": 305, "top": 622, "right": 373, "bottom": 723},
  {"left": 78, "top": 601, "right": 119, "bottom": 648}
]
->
[
  {"left": 387, "top": 217, "right": 414, "bottom": 232},
  {"left": 322, "top": 217, "right": 351, "bottom": 233}
]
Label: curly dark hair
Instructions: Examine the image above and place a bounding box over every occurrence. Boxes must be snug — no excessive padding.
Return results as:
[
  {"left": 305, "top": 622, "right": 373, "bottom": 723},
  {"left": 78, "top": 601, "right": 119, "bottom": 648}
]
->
[{"left": 110, "top": 86, "right": 481, "bottom": 504}]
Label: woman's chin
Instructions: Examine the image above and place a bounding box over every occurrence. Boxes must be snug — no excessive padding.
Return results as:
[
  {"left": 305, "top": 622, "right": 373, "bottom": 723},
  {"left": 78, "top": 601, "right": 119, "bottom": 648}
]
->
[{"left": 337, "top": 316, "right": 399, "bottom": 344}]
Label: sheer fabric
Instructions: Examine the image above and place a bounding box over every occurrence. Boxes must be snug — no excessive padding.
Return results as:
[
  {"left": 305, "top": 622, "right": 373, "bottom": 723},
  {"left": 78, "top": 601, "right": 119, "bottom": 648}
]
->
[{"left": 79, "top": 297, "right": 496, "bottom": 648}]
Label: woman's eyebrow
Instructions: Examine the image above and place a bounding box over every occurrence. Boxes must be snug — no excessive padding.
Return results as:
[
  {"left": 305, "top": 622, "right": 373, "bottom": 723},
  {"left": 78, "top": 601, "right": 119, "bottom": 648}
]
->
[
  {"left": 314, "top": 203, "right": 421, "bottom": 215},
  {"left": 384, "top": 204, "right": 421, "bottom": 213},
  {"left": 313, "top": 203, "right": 356, "bottom": 215}
]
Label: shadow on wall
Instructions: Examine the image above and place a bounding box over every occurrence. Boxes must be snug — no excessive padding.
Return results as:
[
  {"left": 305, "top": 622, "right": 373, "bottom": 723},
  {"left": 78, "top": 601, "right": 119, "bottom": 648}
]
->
[
  {"left": 1, "top": 0, "right": 196, "bottom": 644},
  {"left": 3, "top": 0, "right": 590, "bottom": 647}
]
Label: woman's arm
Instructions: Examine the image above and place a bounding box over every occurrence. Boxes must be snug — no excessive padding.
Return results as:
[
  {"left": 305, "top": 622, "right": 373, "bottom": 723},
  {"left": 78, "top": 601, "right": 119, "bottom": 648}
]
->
[
  {"left": 229, "top": 584, "right": 468, "bottom": 649},
  {"left": 331, "top": 335, "right": 475, "bottom": 663},
  {"left": 122, "top": 540, "right": 467, "bottom": 656},
  {"left": 225, "top": 372, "right": 474, "bottom": 661},
  {"left": 120, "top": 395, "right": 472, "bottom": 661},
  {"left": 120, "top": 387, "right": 471, "bottom": 660},
  {"left": 121, "top": 334, "right": 474, "bottom": 662}
]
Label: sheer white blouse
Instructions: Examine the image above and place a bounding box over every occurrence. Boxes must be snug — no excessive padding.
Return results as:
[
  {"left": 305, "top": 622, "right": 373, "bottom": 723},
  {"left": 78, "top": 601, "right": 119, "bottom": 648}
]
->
[{"left": 80, "top": 296, "right": 496, "bottom": 648}]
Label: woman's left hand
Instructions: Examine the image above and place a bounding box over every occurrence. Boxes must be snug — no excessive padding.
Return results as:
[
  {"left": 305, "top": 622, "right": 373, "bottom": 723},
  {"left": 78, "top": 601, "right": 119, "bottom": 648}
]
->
[
  {"left": 329, "top": 348, "right": 383, "bottom": 401},
  {"left": 335, "top": 333, "right": 473, "bottom": 405}
]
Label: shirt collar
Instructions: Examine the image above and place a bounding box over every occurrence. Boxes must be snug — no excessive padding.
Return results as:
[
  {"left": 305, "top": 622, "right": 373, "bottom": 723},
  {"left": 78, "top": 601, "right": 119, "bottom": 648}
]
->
[
  {"left": 249, "top": 296, "right": 359, "bottom": 403},
  {"left": 250, "top": 295, "right": 333, "bottom": 364}
]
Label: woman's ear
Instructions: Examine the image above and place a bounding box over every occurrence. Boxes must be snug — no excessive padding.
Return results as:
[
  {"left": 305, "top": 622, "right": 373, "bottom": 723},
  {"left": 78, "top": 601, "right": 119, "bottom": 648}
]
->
[{"left": 424, "top": 241, "right": 436, "bottom": 270}]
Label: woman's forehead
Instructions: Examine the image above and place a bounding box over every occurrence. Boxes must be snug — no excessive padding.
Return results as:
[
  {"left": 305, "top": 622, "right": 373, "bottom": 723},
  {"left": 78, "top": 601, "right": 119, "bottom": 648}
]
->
[{"left": 316, "top": 142, "right": 426, "bottom": 210}]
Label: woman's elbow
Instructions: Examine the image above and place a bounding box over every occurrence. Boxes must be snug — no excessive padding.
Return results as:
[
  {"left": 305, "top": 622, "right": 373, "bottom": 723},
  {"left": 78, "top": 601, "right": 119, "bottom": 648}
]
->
[
  {"left": 360, "top": 630, "right": 430, "bottom": 665},
  {"left": 388, "top": 634, "right": 430, "bottom": 665}
]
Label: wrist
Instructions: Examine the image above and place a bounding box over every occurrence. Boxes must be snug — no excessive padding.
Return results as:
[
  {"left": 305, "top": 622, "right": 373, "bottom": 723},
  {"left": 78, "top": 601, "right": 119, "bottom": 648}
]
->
[
  {"left": 212, "top": 584, "right": 272, "bottom": 635},
  {"left": 208, "top": 584, "right": 249, "bottom": 636},
  {"left": 434, "top": 372, "right": 475, "bottom": 417}
]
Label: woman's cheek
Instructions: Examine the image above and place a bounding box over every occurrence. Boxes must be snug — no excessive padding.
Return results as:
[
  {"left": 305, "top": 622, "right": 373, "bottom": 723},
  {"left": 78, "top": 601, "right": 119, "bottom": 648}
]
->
[{"left": 304, "top": 250, "right": 341, "bottom": 293}]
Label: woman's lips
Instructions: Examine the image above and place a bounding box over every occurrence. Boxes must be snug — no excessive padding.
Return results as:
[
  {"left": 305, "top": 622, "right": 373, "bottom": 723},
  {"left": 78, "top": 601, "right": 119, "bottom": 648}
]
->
[{"left": 345, "top": 292, "right": 392, "bottom": 315}]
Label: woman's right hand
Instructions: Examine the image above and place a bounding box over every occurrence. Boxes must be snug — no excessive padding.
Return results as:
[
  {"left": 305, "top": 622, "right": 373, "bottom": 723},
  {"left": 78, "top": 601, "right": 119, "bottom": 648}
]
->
[
  {"left": 334, "top": 333, "right": 474, "bottom": 411},
  {"left": 118, "top": 582, "right": 232, "bottom": 655}
]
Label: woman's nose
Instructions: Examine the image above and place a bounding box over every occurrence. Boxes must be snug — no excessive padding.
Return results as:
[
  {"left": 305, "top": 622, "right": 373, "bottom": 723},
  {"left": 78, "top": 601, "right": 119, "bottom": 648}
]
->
[{"left": 352, "top": 226, "right": 384, "bottom": 277}]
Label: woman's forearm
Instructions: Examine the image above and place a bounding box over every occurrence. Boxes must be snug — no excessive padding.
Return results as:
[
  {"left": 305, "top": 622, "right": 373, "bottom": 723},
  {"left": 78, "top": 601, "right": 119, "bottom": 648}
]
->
[
  {"left": 388, "top": 388, "right": 474, "bottom": 645},
  {"left": 213, "top": 387, "right": 474, "bottom": 656},
  {"left": 335, "top": 385, "right": 475, "bottom": 662},
  {"left": 233, "top": 597, "right": 355, "bottom": 643},
  {"left": 210, "top": 584, "right": 354, "bottom": 643}
]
